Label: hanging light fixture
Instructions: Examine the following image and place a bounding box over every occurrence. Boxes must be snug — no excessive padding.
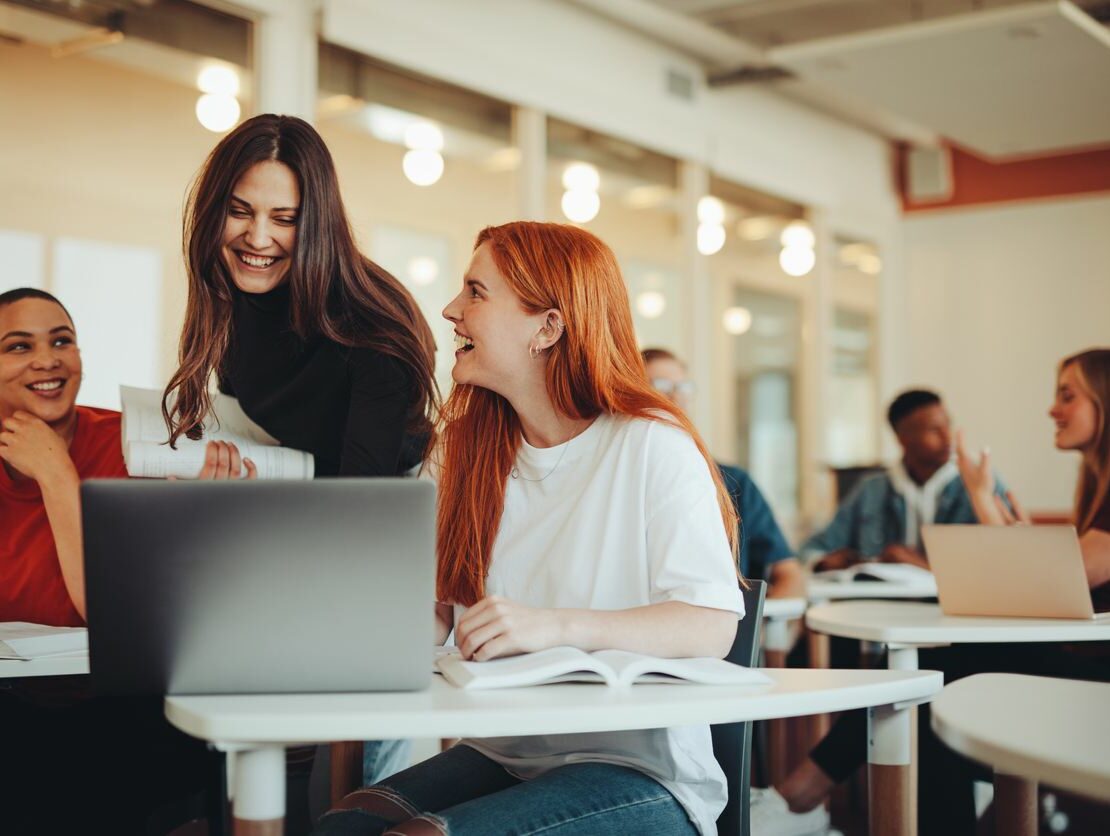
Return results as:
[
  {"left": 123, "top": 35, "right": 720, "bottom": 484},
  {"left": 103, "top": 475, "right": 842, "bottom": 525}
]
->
[
  {"left": 402, "top": 120, "right": 445, "bottom": 186},
  {"left": 194, "top": 64, "right": 241, "bottom": 133},
  {"left": 635, "top": 290, "right": 667, "bottom": 319},
  {"left": 722, "top": 306, "right": 753, "bottom": 335},
  {"left": 561, "top": 162, "right": 601, "bottom": 223},
  {"left": 779, "top": 220, "right": 816, "bottom": 277},
  {"left": 697, "top": 196, "right": 726, "bottom": 255}
]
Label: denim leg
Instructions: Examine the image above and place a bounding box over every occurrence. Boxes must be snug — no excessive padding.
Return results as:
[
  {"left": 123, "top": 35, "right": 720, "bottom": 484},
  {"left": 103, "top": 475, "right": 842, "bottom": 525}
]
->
[
  {"left": 363, "top": 739, "right": 413, "bottom": 784},
  {"left": 315, "top": 745, "right": 519, "bottom": 836},
  {"left": 432, "top": 761, "right": 697, "bottom": 836}
]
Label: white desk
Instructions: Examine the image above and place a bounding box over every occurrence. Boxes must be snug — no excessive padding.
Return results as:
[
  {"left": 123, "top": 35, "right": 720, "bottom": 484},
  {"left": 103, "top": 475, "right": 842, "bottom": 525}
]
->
[
  {"left": 932, "top": 674, "right": 1110, "bottom": 835},
  {"left": 166, "top": 668, "right": 941, "bottom": 836},
  {"left": 0, "top": 653, "right": 89, "bottom": 678},
  {"left": 805, "top": 601, "right": 1110, "bottom": 670}
]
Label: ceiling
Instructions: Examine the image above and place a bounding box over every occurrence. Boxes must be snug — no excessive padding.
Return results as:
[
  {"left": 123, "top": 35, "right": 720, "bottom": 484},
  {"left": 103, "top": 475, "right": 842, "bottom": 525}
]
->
[
  {"left": 609, "top": 1, "right": 1110, "bottom": 158},
  {"left": 646, "top": 0, "right": 1110, "bottom": 48}
]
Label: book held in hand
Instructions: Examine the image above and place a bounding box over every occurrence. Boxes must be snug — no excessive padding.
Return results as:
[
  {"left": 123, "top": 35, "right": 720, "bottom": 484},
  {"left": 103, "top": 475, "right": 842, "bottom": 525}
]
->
[
  {"left": 120, "top": 386, "right": 314, "bottom": 480},
  {"left": 436, "top": 645, "right": 772, "bottom": 690}
]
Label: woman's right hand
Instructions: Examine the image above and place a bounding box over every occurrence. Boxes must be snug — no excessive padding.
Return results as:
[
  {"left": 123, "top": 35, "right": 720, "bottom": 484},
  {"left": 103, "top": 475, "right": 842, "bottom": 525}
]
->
[{"left": 196, "top": 440, "right": 257, "bottom": 480}]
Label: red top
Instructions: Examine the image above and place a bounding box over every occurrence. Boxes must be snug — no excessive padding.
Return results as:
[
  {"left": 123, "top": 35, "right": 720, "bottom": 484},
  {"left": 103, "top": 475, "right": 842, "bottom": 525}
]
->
[{"left": 0, "top": 406, "right": 128, "bottom": 627}]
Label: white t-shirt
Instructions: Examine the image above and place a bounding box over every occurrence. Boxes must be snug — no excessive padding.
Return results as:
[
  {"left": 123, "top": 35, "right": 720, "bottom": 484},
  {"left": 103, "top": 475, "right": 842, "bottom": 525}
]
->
[{"left": 457, "top": 413, "right": 745, "bottom": 835}]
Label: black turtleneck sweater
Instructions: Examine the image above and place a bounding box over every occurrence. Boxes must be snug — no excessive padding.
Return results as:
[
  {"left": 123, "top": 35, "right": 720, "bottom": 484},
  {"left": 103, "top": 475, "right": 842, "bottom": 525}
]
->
[{"left": 218, "top": 284, "right": 417, "bottom": 477}]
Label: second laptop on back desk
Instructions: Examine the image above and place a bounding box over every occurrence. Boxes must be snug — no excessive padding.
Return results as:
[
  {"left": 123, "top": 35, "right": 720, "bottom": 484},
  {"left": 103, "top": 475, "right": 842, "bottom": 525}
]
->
[{"left": 923, "top": 524, "right": 1110, "bottom": 620}]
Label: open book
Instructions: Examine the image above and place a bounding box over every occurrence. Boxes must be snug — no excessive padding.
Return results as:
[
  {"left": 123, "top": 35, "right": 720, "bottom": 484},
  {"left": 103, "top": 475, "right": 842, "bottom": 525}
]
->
[
  {"left": 0, "top": 622, "right": 88, "bottom": 660},
  {"left": 121, "top": 386, "right": 314, "bottom": 480},
  {"left": 436, "top": 646, "right": 772, "bottom": 690},
  {"left": 814, "top": 562, "right": 936, "bottom": 589}
]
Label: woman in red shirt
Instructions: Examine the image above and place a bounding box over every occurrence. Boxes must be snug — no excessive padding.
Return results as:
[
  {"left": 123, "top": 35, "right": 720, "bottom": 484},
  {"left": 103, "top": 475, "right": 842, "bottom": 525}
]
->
[
  {"left": 0, "top": 288, "right": 224, "bottom": 834},
  {"left": 0, "top": 288, "right": 129, "bottom": 625}
]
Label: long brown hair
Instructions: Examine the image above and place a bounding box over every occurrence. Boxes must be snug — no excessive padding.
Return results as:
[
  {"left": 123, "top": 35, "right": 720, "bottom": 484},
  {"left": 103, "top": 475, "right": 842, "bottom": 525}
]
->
[
  {"left": 163, "top": 114, "right": 437, "bottom": 447},
  {"left": 1061, "top": 349, "right": 1110, "bottom": 533},
  {"left": 436, "top": 222, "right": 739, "bottom": 606}
]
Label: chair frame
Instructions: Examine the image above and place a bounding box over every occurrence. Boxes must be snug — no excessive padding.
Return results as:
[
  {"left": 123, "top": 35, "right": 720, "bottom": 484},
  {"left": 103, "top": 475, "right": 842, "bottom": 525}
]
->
[{"left": 712, "top": 579, "right": 767, "bottom": 836}]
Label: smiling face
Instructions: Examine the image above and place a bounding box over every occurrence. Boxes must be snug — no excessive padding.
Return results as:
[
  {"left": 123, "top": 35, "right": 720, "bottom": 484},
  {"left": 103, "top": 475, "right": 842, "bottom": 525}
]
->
[
  {"left": 0, "top": 298, "right": 81, "bottom": 426},
  {"left": 442, "top": 242, "right": 551, "bottom": 397},
  {"left": 1050, "top": 363, "right": 1099, "bottom": 452},
  {"left": 220, "top": 160, "right": 300, "bottom": 294}
]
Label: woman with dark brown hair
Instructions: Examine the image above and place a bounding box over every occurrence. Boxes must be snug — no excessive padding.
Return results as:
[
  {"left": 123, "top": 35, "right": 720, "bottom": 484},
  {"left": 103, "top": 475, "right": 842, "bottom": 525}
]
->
[
  {"left": 163, "top": 113, "right": 439, "bottom": 807},
  {"left": 164, "top": 113, "right": 437, "bottom": 479}
]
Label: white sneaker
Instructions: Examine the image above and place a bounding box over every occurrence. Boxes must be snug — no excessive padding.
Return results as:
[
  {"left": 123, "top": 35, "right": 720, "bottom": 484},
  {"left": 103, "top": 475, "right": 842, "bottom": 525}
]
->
[{"left": 749, "top": 786, "right": 830, "bottom": 836}]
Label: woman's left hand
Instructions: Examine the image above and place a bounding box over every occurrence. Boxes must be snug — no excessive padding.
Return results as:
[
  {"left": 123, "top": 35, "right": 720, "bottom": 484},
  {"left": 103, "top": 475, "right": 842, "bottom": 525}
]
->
[
  {"left": 0, "top": 411, "right": 77, "bottom": 486},
  {"left": 455, "top": 596, "right": 565, "bottom": 661}
]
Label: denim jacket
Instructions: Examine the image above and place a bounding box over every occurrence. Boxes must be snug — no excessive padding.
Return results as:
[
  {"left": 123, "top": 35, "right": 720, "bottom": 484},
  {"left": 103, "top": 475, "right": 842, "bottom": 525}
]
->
[{"left": 800, "top": 469, "right": 1007, "bottom": 560}]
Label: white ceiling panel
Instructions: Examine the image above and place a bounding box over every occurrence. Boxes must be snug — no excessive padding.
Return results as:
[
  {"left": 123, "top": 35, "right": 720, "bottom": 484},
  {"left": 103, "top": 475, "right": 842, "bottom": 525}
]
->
[{"left": 771, "top": 1, "right": 1110, "bottom": 158}]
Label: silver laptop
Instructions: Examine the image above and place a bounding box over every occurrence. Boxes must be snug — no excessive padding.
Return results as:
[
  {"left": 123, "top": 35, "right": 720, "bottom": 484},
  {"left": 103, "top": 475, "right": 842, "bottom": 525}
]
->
[
  {"left": 82, "top": 479, "right": 435, "bottom": 695},
  {"left": 922, "top": 524, "right": 1110, "bottom": 620}
]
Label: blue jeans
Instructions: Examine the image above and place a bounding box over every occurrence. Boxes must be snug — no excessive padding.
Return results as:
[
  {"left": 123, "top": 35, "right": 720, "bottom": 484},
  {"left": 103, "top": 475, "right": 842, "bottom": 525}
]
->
[
  {"left": 364, "top": 738, "right": 412, "bottom": 784},
  {"left": 314, "top": 744, "right": 697, "bottom": 835}
]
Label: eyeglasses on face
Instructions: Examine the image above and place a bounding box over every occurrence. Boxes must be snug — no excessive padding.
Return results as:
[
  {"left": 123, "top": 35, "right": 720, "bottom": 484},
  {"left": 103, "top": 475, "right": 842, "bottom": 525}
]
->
[{"left": 650, "top": 378, "right": 696, "bottom": 397}]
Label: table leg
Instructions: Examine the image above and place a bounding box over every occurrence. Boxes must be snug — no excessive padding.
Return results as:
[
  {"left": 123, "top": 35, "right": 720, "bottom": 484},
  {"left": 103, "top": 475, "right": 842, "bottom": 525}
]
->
[
  {"left": 232, "top": 746, "right": 285, "bottom": 836},
  {"left": 330, "top": 742, "right": 363, "bottom": 805},
  {"left": 805, "top": 628, "right": 832, "bottom": 748},
  {"left": 886, "top": 646, "right": 920, "bottom": 829},
  {"left": 764, "top": 618, "right": 796, "bottom": 783},
  {"left": 994, "top": 772, "right": 1037, "bottom": 836},
  {"left": 868, "top": 703, "right": 914, "bottom": 836}
]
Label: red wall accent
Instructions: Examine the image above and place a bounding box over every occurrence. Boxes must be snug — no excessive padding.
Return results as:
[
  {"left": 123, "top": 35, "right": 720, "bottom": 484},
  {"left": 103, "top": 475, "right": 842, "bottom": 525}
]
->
[{"left": 898, "top": 143, "right": 1110, "bottom": 213}]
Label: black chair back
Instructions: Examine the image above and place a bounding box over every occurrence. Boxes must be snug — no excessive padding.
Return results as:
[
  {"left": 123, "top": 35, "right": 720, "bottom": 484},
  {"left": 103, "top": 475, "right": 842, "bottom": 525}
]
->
[{"left": 712, "top": 579, "right": 767, "bottom": 836}]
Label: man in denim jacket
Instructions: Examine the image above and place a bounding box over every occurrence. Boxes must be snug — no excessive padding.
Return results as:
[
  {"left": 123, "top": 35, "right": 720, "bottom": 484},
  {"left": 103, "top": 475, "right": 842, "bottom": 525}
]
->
[{"left": 802, "top": 388, "right": 1007, "bottom": 570}]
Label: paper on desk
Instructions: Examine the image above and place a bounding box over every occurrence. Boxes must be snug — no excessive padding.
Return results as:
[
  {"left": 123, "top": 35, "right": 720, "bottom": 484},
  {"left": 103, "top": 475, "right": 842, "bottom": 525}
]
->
[{"left": 0, "top": 622, "right": 88, "bottom": 660}]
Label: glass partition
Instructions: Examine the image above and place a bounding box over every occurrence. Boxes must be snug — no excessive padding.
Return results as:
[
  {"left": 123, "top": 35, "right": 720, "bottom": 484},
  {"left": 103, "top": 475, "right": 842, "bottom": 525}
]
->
[
  {"left": 0, "top": 0, "right": 251, "bottom": 407},
  {"left": 545, "top": 118, "right": 684, "bottom": 353}
]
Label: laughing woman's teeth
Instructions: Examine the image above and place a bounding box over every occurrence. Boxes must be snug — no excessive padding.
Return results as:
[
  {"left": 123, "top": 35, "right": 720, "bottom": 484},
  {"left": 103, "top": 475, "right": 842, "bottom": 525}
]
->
[
  {"left": 30, "top": 380, "right": 63, "bottom": 391},
  {"left": 454, "top": 334, "right": 475, "bottom": 351},
  {"left": 240, "top": 253, "right": 276, "bottom": 268}
]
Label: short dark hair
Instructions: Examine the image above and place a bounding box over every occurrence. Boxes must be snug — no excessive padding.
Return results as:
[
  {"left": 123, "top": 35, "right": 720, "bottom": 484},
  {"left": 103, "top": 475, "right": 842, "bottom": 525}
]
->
[
  {"left": 0, "top": 287, "right": 73, "bottom": 324},
  {"left": 641, "top": 347, "right": 682, "bottom": 366},
  {"left": 887, "top": 389, "right": 941, "bottom": 430}
]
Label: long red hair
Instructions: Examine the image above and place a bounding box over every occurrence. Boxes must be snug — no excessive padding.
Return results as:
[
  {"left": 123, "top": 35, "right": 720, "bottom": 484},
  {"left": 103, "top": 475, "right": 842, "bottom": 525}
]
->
[{"left": 436, "top": 222, "right": 740, "bottom": 605}]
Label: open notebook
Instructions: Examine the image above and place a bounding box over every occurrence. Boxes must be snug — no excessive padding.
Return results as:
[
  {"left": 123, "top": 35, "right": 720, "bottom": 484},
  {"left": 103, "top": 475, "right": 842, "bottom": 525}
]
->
[
  {"left": 813, "top": 562, "right": 937, "bottom": 590},
  {"left": 436, "top": 646, "right": 772, "bottom": 690},
  {"left": 120, "top": 386, "right": 313, "bottom": 480},
  {"left": 0, "top": 622, "right": 88, "bottom": 660}
]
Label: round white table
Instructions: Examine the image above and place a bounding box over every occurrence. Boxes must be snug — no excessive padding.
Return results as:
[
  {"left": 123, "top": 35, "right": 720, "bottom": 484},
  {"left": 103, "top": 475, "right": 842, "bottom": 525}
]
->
[
  {"left": 166, "top": 667, "right": 942, "bottom": 836},
  {"left": 805, "top": 601, "right": 1110, "bottom": 671},
  {"left": 932, "top": 673, "right": 1110, "bottom": 835}
]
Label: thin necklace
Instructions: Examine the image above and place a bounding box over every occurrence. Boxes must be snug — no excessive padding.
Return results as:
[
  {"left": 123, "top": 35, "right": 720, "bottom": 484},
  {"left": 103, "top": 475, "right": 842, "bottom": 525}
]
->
[{"left": 511, "top": 434, "right": 573, "bottom": 482}]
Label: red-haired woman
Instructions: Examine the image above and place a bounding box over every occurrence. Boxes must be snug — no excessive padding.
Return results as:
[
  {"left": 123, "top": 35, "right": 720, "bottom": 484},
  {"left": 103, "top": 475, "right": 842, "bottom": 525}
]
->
[{"left": 316, "top": 222, "right": 746, "bottom": 836}]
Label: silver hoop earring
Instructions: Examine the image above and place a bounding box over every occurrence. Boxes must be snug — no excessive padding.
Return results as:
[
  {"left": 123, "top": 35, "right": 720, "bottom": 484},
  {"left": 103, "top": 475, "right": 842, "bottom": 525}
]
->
[{"left": 528, "top": 344, "right": 542, "bottom": 360}]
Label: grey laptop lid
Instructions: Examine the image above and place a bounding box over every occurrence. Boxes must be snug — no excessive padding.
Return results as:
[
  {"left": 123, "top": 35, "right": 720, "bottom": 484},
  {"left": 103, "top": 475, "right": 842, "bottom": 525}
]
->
[
  {"left": 83, "top": 479, "right": 435, "bottom": 696},
  {"left": 923, "top": 524, "right": 1100, "bottom": 619}
]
